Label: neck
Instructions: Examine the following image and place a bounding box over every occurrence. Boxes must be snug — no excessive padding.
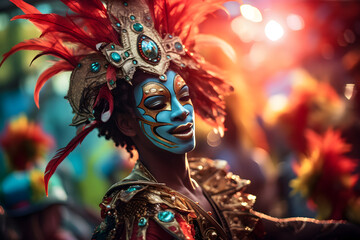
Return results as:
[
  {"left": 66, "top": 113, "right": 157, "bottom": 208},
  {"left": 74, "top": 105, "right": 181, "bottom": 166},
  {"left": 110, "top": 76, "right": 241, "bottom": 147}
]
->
[{"left": 137, "top": 148, "right": 195, "bottom": 192}]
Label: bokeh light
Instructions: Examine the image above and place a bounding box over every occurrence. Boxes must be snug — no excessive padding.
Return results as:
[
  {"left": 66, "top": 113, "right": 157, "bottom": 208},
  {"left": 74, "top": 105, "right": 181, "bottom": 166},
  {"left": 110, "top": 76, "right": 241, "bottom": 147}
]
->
[
  {"left": 286, "top": 14, "right": 304, "bottom": 31},
  {"left": 265, "top": 20, "right": 285, "bottom": 41},
  {"left": 240, "top": 4, "right": 263, "bottom": 23}
]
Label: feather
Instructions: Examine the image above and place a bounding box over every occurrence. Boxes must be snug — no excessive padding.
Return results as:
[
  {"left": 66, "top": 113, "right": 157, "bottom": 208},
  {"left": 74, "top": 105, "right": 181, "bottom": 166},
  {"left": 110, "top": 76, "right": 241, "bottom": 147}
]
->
[
  {"left": 10, "top": 0, "right": 43, "bottom": 30},
  {"left": 93, "top": 85, "right": 114, "bottom": 123},
  {"left": 2, "top": 0, "right": 121, "bottom": 109},
  {"left": 34, "top": 60, "right": 74, "bottom": 108},
  {"left": 194, "top": 34, "right": 237, "bottom": 63},
  {"left": 44, "top": 121, "right": 99, "bottom": 196},
  {"left": 1, "top": 38, "right": 72, "bottom": 67}
]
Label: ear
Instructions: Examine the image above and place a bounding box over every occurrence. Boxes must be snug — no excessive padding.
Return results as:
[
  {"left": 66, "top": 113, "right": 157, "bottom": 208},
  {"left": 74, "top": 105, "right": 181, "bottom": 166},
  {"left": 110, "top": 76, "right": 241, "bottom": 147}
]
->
[{"left": 115, "top": 114, "right": 137, "bottom": 137}]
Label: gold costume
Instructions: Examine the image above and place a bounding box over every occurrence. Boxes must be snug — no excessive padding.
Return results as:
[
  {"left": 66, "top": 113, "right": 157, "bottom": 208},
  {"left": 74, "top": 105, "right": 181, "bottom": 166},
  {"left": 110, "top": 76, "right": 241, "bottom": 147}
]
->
[{"left": 92, "top": 158, "right": 261, "bottom": 240}]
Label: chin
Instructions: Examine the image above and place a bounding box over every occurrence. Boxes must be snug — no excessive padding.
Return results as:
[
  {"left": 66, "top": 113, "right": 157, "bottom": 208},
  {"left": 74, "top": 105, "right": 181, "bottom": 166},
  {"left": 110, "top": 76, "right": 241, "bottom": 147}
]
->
[{"left": 166, "top": 139, "right": 196, "bottom": 154}]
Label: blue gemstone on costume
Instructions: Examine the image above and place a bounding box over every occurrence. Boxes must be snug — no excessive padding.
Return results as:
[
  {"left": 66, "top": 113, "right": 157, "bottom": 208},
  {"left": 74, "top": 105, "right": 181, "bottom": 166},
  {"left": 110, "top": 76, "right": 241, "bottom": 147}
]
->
[
  {"left": 133, "top": 60, "right": 137, "bottom": 65},
  {"left": 109, "top": 80, "right": 115, "bottom": 85},
  {"left": 122, "top": 29, "right": 127, "bottom": 33},
  {"left": 138, "top": 217, "right": 147, "bottom": 227},
  {"left": 130, "top": 15, "right": 136, "bottom": 20},
  {"left": 124, "top": 51, "right": 130, "bottom": 57},
  {"left": 174, "top": 42, "right": 183, "bottom": 51},
  {"left": 125, "top": 185, "right": 142, "bottom": 193},
  {"left": 167, "top": 55, "right": 171, "bottom": 59},
  {"left": 160, "top": 75, "right": 165, "bottom": 80},
  {"left": 116, "top": 22, "right": 121, "bottom": 27},
  {"left": 124, "top": 2, "right": 128, "bottom": 6},
  {"left": 141, "top": 38, "right": 158, "bottom": 59},
  {"left": 169, "top": 34, "right": 173, "bottom": 39},
  {"left": 158, "top": 211, "right": 174, "bottom": 223},
  {"left": 77, "top": 63, "right": 81, "bottom": 68},
  {"left": 90, "top": 62, "right": 100, "bottom": 73},
  {"left": 111, "top": 44, "right": 115, "bottom": 49},
  {"left": 133, "top": 23, "right": 143, "bottom": 32},
  {"left": 111, "top": 52, "right": 121, "bottom": 62}
]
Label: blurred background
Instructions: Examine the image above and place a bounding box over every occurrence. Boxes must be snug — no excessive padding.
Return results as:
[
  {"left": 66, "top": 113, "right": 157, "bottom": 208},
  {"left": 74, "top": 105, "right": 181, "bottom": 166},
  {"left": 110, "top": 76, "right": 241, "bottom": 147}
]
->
[{"left": 1, "top": 0, "right": 360, "bottom": 238}]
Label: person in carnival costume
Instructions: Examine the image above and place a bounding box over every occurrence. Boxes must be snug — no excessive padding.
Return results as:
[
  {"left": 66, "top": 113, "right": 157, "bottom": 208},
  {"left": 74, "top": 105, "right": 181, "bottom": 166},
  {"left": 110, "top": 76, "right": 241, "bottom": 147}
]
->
[
  {"left": 0, "top": 115, "right": 75, "bottom": 240},
  {"left": 2, "top": 0, "right": 360, "bottom": 239}
]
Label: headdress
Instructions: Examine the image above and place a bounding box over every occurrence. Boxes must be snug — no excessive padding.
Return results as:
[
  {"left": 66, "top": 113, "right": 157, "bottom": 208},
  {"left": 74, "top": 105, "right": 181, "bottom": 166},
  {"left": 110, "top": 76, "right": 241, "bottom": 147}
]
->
[{"left": 1, "top": 0, "right": 233, "bottom": 194}]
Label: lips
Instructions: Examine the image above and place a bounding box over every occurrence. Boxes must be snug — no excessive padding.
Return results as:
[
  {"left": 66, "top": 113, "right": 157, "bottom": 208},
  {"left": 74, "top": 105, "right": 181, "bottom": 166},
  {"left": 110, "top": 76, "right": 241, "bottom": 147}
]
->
[{"left": 169, "top": 122, "right": 194, "bottom": 140}]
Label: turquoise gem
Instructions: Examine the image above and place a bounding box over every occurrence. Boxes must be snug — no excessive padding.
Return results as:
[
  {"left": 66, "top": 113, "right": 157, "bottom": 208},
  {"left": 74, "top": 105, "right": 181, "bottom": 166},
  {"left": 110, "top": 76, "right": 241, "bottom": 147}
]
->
[
  {"left": 169, "top": 34, "right": 173, "bottom": 39},
  {"left": 158, "top": 211, "right": 174, "bottom": 223},
  {"left": 174, "top": 42, "right": 183, "bottom": 51},
  {"left": 77, "top": 63, "right": 81, "bottom": 68},
  {"left": 167, "top": 55, "right": 171, "bottom": 59},
  {"left": 124, "top": 51, "right": 130, "bottom": 57},
  {"left": 138, "top": 217, "right": 147, "bottom": 227},
  {"left": 133, "top": 23, "right": 143, "bottom": 32},
  {"left": 181, "top": 63, "right": 186, "bottom": 67},
  {"left": 133, "top": 60, "right": 137, "bottom": 65},
  {"left": 130, "top": 15, "right": 136, "bottom": 20},
  {"left": 111, "top": 52, "right": 121, "bottom": 62},
  {"left": 125, "top": 185, "right": 142, "bottom": 193},
  {"left": 141, "top": 38, "right": 158, "bottom": 59},
  {"left": 124, "top": 2, "right": 128, "bottom": 6},
  {"left": 125, "top": 76, "right": 130, "bottom": 81},
  {"left": 116, "top": 22, "right": 121, "bottom": 27},
  {"left": 111, "top": 44, "right": 115, "bottom": 49},
  {"left": 109, "top": 80, "right": 115, "bottom": 85},
  {"left": 122, "top": 29, "right": 127, "bottom": 33},
  {"left": 90, "top": 62, "right": 100, "bottom": 73}
]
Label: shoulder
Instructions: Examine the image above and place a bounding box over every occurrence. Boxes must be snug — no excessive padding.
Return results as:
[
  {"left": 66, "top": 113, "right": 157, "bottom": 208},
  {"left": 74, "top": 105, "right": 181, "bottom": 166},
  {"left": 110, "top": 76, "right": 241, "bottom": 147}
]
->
[
  {"left": 189, "top": 157, "right": 261, "bottom": 239},
  {"left": 189, "top": 157, "right": 252, "bottom": 195},
  {"left": 92, "top": 183, "right": 194, "bottom": 240}
]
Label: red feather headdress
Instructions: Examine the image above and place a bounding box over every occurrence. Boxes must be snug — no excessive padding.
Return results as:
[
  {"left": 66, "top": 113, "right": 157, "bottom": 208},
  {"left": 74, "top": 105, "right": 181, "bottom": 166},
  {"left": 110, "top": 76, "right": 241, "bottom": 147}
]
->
[{"left": 1, "top": 0, "right": 233, "bottom": 195}]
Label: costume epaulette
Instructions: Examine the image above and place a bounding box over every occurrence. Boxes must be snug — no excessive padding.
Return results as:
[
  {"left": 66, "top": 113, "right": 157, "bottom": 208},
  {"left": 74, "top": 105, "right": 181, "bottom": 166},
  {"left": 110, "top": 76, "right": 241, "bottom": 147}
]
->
[
  {"left": 92, "top": 162, "right": 197, "bottom": 240},
  {"left": 188, "top": 157, "right": 261, "bottom": 240}
]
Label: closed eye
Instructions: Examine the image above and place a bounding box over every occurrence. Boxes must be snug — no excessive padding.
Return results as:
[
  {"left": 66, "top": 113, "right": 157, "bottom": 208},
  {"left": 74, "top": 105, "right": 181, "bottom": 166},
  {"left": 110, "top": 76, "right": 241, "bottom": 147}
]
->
[
  {"left": 144, "top": 95, "right": 167, "bottom": 110},
  {"left": 178, "top": 85, "right": 190, "bottom": 101}
]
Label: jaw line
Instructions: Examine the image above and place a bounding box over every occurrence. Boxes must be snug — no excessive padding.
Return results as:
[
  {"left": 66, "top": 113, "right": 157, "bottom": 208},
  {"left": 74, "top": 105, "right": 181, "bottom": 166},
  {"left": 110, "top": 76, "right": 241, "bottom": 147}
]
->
[{"left": 137, "top": 117, "right": 178, "bottom": 148}]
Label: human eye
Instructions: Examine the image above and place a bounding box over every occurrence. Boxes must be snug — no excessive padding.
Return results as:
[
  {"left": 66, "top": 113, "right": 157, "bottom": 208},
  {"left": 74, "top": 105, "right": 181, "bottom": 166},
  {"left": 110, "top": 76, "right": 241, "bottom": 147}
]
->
[
  {"left": 144, "top": 95, "right": 167, "bottom": 110},
  {"left": 178, "top": 85, "right": 190, "bottom": 102}
]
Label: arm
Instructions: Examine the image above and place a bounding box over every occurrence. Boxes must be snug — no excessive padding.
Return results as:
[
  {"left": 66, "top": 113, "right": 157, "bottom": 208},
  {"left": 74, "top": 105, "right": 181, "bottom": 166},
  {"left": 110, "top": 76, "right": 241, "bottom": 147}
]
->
[{"left": 253, "top": 210, "right": 360, "bottom": 240}]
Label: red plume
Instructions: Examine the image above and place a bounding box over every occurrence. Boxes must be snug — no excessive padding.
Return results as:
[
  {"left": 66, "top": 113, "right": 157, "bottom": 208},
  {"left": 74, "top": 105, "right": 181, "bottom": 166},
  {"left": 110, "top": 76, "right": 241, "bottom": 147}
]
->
[
  {"left": 147, "top": 0, "right": 233, "bottom": 130},
  {"left": 34, "top": 60, "right": 74, "bottom": 108},
  {"left": 44, "top": 121, "right": 99, "bottom": 195},
  {"left": 2, "top": 0, "right": 120, "bottom": 108},
  {"left": 94, "top": 85, "right": 114, "bottom": 123}
]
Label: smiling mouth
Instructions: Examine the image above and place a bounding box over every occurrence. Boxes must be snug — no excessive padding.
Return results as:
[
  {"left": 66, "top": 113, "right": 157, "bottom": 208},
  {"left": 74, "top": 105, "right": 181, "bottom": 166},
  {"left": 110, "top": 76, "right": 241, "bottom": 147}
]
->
[{"left": 169, "top": 122, "right": 194, "bottom": 140}]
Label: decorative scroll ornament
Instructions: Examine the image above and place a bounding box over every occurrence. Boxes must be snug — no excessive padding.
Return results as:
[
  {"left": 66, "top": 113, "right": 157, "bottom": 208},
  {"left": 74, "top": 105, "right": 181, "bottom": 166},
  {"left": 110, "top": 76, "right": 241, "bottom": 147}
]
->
[{"left": 99, "top": 0, "right": 186, "bottom": 82}]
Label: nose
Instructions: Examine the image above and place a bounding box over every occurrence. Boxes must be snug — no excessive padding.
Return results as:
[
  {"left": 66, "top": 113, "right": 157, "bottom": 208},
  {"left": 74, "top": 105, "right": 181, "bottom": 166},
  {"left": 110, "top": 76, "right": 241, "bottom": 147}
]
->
[{"left": 170, "top": 103, "right": 190, "bottom": 121}]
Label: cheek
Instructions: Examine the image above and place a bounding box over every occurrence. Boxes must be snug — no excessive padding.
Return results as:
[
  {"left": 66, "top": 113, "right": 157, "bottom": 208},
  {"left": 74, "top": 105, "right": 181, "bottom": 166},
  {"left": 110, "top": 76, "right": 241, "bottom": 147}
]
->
[{"left": 155, "top": 109, "right": 172, "bottom": 123}]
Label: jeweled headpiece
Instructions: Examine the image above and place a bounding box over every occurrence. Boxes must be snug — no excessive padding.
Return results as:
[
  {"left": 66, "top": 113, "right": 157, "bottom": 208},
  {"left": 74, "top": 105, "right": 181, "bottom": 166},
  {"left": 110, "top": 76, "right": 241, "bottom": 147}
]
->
[{"left": 1, "top": 0, "right": 233, "bottom": 194}]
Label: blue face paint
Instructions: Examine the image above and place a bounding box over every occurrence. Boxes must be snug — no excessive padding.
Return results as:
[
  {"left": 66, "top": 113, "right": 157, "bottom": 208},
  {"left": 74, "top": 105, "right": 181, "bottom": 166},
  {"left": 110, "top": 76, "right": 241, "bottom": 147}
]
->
[{"left": 134, "top": 70, "right": 195, "bottom": 154}]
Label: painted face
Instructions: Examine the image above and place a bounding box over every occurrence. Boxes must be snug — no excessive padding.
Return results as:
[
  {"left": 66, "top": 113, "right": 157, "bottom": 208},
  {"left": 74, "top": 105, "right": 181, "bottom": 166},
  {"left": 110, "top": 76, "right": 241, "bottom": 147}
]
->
[{"left": 134, "top": 70, "right": 195, "bottom": 154}]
